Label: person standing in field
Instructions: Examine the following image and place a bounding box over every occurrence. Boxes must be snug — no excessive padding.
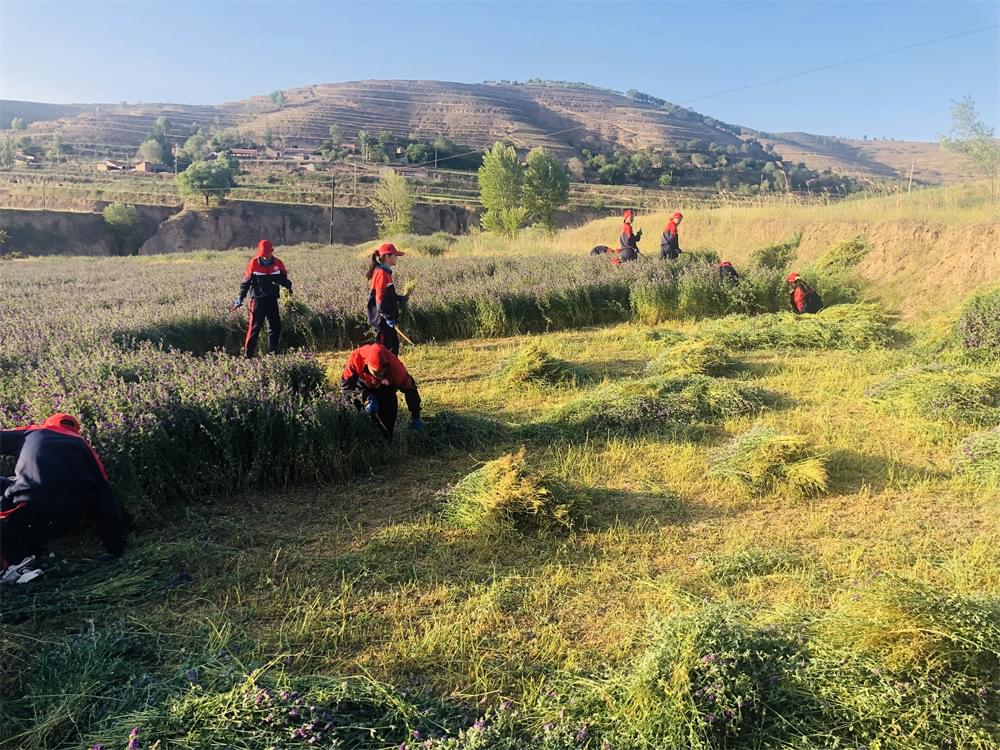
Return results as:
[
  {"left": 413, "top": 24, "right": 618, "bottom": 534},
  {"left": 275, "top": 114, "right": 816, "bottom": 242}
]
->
[
  {"left": 367, "top": 242, "right": 409, "bottom": 354},
  {"left": 1, "top": 413, "right": 125, "bottom": 581},
  {"left": 660, "top": 211, "right": 683, "bottom": 260},
  {"left": 618, "top": 208, "right": 642, "bottom": 262},
  {"left": 234, "top": 239, "right": 293, "bottom": 357},
  {"left": 341, "top": 342, "right": 424, "bottom": 440}
]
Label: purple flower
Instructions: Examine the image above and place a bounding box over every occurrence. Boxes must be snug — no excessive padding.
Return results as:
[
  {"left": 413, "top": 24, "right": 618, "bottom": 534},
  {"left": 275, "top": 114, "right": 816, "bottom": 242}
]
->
[
  {"left": 706, "top": 713, "right": 716, "bottom": 724},
  {"left": 500, "top": 699, "right": 513, "bottom": 711},
  {"left": 127, "top": 727, "right": 140, "bottom": 750},
  {"left": 576, "top": 724, "right": 589, "bottom": 741},
  {"left": 472, "top": 717, "right": 486, "bottom": 730},
  {"left": 185, "top": 668, "right": 199, "bottom": 683}
]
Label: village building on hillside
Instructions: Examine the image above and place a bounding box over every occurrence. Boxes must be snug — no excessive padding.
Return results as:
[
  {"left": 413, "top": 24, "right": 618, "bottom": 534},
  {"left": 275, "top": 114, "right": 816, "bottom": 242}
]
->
[
  {"left": 133, "top": 160, "right": 158, "bottom": 173},
  {"left": 229, "top": 148, "right": 259, "bottom": 159},
  {"left": 97, "top": 160, "right": 128, "bottom": 172}
]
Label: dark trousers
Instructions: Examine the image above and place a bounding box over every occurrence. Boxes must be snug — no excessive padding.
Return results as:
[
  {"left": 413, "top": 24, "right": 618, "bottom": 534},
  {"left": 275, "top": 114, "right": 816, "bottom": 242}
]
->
[
  {"left": 346, "top": 384, "right": 421, "bottom": 440},
  {"left": 245, "top": 296, "right": 282, "bottom": 357},
  {"left": 1, "top": 496, "right": 81, "bottom": 567},
  {"left": 374, "top": 321, "right": 400, "bottom": 355},
  {"left": 660, "top": 245, "right": 680, "bottom": 260}
]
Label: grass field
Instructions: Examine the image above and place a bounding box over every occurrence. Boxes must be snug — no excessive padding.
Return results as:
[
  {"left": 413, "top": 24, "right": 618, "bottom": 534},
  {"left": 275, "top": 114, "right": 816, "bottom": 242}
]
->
[{"left": 1, "top": 188, "right": 999, "bottom": 749}]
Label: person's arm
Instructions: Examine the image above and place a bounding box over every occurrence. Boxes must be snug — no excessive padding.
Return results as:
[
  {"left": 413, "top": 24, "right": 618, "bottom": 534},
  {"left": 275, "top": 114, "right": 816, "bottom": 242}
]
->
[
  {"left": 275, "top": 260, "right": 292, "bottom": 292},
  {"left": 82, "top": 446, "right": 124, "bottom": 556},
  {"left": 237, "top": 263, "right": 254, "bottom": 304},
  {"left": 374, "top": 270, "right": 400, "bottom": 324},
  {"left": 0, "top": 429, "right": 27, "bottom": 457}
]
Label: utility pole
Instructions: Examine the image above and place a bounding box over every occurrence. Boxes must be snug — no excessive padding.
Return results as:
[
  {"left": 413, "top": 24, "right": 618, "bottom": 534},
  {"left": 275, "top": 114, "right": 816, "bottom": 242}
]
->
[
  {"left": 329, "top": 175, "right": 336, "bottom": 245},
  {"left": 907, "top": 160, "right": 915, "bottom": 194},
  {"left": 434, "top": 148, "right": 438, "bottom": 169},
  {"left": 174, "top": 144, "right": 179, "bottom": 177}
]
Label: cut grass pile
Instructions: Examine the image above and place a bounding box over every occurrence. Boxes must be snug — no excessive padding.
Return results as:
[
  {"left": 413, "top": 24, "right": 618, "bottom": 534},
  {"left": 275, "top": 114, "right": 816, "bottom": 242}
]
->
[
  {"left": 955, "top": 426, "right": 1000, "bottom": 487},
  {"left": 868, "top": 364, "right": 1000, "bottom": 425},
  {"left": 812, "top": 235, "right": 869, "bottom": 272},
  {"left": 494, "top": 342, "right": 583, "bottom": 387},
  {"left": 646, "top": 338, "right": 733, "bottom": 377},
  {"left": 956, "top": 286, "right": 1000, "bottom": 357},
  {"left": 441, "top": 448, "right": 593, "bottom": 535},
  {"left": 748, "top": 232, "right": 801, "bottom": 270},
  {"left": 703, "top": 303, "right": 894, "bottom": 350},
  {"left": 709, "top": 426, "right": 829, "bottom": 497},
  {"left": 545, "top": 374, "right": 770, "bottom": 436}
]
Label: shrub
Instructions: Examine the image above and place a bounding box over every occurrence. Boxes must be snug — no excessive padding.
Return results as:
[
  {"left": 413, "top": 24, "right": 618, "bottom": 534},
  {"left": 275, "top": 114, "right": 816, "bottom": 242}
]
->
[
  {"left": 748, "top": 233, "right": 801, "bottom": 270},
  {"left": 494, "top": 342, "right": 582, "bottom": 387},
  {"left": 442, "top": 448, "right": 592, "bottom": 535},
  {"left": 647, "top": 339, "right": 732, "bottom": 377},
  {"left": 868, "top": 364, "right": 1000, "bottom": 424},
  {"left": 813, "top": 235, "right": 868, "bottom": 272},
  {"left": 546, "top": 375, "right": 769, "bottom": 436},
  {"left": 704, "top": 304, "right": 893, "bottom": 350},
  {"left": 955, "top": 426, "right": 1000, "bottom": 486},
  {"left": 709, "top": 426, "right": 828, "bottom": 497},
  {"left": 956, "top": 287, "right": 1000, "bottom": 356}
]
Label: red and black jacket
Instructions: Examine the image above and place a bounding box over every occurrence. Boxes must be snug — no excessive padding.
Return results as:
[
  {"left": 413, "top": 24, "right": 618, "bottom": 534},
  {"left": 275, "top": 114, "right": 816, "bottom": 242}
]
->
[
  {"left": 341, "top": 343, "right": 417, "bottom": 392},
  {"left": 367, "top": 264, "right": 403, "bottom": 329},
  {"left": 790, "top": 281, "right": 814, "bottom": 313},
  {"left": 661, "top": 219, "right": 680, "bottom": 256},
  {"left": 238, "top": 247, "right": 292, "bottom": 303},
  {"left": 620, "top": 222, "right": 638, "bottom": 252},
  {"left": 0, "top": 414, "right": 124, "bottom": 557}
]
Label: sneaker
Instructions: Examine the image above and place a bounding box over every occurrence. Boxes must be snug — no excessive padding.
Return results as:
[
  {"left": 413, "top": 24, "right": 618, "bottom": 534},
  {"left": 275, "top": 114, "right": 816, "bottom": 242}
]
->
[{"left": 2, "top": 556, "right": 36, "bottom": 584}]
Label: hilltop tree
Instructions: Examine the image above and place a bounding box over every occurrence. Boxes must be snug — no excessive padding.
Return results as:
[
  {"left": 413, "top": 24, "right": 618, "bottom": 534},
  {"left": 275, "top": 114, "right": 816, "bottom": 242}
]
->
[
  {"left": 940, "top": 95, "right": 1000, "bottom": 201},
  {"left": 183, "top": 130, "right": 210, "bottom": 162},
  {"left": 137, "top": 138, "right": 165, "bottom": 164},
  {"left": 102, "top": 202, "right": 142, "bottom": 255},
  {"left": 478, "top": 142, "right": 526, "bottom": 237},
  {"left": 269, "top": 90, "right": 286, "bottom": 109},
  {"left": 46, "top": 133, "right": 66, "bottom": 160},
  {"left": 177, "top": 155, "right": 235, "bottom": 207},
  {"left": 523, "top": 147, "right": 569, "bottom": 232},
  {"left": 371, "top": 170, "right": 414, "bottom": 236},
  {"left": 9, "top": 117, "right": 24, "bottom": 130},
  {"left": 0, "top": 138, "right": 14, "bottom": 170}
]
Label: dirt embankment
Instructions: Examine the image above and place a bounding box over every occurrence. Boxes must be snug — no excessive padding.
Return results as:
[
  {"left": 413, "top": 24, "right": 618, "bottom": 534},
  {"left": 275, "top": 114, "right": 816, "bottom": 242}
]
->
[{"left": 0, "top": 201, "right": 480, "bottom": 256}]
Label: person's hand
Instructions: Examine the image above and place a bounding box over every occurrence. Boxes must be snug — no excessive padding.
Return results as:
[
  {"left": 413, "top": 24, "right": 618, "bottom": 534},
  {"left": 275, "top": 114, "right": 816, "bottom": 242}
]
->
[
  {"left": 409, "top": 417, "right": 426, "bottom": 433},
  {"left": 233, "top": 298, "right": 243, "bottom": 308},
  {"left": 365, "top": 398, "right": 379, "bottom": 416},
  {"left": 385, "top": 319, "right": 397, "bottom": 328}
]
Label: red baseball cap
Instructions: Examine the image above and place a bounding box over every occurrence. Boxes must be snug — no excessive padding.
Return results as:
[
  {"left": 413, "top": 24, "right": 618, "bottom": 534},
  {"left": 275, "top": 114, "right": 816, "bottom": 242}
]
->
[
  {"left": 787, "top": 272, "right": 800, "bottom": 283},
  {"left": 671, "top": 212, "right": 684, "bottom": 220},
  {"left": 377, "top": 242, "right": 406, "bottom": 257},
  {"left": 623, "top": 209, "right": 635, "bottom": 220},
  {"left": 257, "top": 239, "right": 274, "bottom": 257}
]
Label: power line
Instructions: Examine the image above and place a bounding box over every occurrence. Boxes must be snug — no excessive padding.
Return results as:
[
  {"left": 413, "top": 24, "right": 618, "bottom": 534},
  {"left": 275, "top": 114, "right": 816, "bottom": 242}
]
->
[{"left": 682, "top": 24, "right": 999, "bottom": 105}]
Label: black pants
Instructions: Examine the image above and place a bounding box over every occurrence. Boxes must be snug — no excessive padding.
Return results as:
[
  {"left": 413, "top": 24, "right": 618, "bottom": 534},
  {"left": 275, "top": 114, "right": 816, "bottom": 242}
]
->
[
  {"left": 1, "top": 496, "right": 82, "bottom": 567},
  {"left": 245, "top": 296, "right": 282, "bottom": 357},
  {"left": 374, "top": 321, "right": 400, "bottom": 355},
  {"left": 346, "top": 384, "right": 421, "bottom": 440},
  {"left": 660, "top": 246, "right": 680, "bottom": 260}
]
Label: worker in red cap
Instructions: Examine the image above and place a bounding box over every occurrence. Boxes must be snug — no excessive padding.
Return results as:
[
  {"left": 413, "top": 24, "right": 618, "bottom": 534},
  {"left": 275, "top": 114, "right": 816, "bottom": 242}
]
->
[
  {"left": 366, "top": 242, "right": 408, "bottom": 354},
  {"left": 787, "top": 272, "right": 822, "bottom": 314},
  {"left": 718, "top": 261, "right": 739, "bottom": 284},
  {"left": 234, "top": 239, "right": 293, "bottom": 357},
  {"left": 1, "top": 413, "right": 124, "bottom": 581},
  {"left": 618, "top": 208, "right": 642, "bottom": 262},
  {"left": 660, "top": 212, "right": 683, "bottom": 260},
  {"left": 341, "top": 343, "right": 424, "bottom": 439}
]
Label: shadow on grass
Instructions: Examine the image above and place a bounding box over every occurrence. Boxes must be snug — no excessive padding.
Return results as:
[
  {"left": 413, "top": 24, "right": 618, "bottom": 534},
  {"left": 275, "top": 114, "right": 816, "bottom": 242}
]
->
[{"left": 826, "top": 449, "right": 947, "bottom": 494}]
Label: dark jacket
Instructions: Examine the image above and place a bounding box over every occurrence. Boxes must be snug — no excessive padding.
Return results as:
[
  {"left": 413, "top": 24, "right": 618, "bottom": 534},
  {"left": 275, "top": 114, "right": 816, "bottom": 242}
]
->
[
  {"left": 0, "top": 418, "right": 124, "bottom": 556},
  {"left": 660, "top": 219, "right": 680, "bottom": 259},
  {"left": 238, "top": 251, "right": 292, "bottom": 302},
  {"left": 367, "top": 264, "right": 405, "bottom": 329}
]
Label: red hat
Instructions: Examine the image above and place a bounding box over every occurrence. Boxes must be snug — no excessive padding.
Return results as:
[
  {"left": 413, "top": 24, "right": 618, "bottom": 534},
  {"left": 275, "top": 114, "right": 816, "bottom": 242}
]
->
[
  {"left": 364, "top": 344, "right": 390, "bottom": 374},
  {"left": 42, "top": 413, "right": 81, "bottom": 434},
  {"left": 623, "top": 209, "right": 634, "bottom": 220},
  {"left": 257, "top": 239, "right": 274, "bottom": 257},
  {"left": 719, "top": 261, "right": 733, "bottom": 268},
  {"left": 377, "top": 242, "right": 405, "bottom": 257},
  {"left": 787, "top": 272, "right": 800, "bottom": 283},
  {"left": 671, "top": 212, "right": 684, "bottom": 220}
]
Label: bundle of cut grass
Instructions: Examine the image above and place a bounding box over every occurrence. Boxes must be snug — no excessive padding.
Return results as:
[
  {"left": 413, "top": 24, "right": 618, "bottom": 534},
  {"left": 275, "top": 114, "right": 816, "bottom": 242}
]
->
[
  {"left": 704, "top": 304, "right": 893, "bottom": 351},
  {"left": 442, "top": 448, "right": 591, "bottom": 535},
  {"left": 546, "top": 375, "right": 769, "bottom": 436},
  {"left": 955, "top": 287, "right": 1000, "bottom": 357},
  {"left": 748, "top": 233, "right": 801, "bottom": 270},
  {"left": 709, "top": 426, "right": 828, "bottom": 497},
  {"left": 646, "top": 339, "right": 732, "bottom": 377},
  {"left": 813, "top": 235, "right": 869, "bottom": 272},
  {"left": 493, "top": 342, "right": 582, "bottom": 387},
  {"left": 417, "top": 410, "right": 511, "bottom": 450},
  {"left": 955, "top": 426, "right": 1000, "bottom": 486},
  {"left": 868, "top": 364, "right": 1000, "bottom": 424}
]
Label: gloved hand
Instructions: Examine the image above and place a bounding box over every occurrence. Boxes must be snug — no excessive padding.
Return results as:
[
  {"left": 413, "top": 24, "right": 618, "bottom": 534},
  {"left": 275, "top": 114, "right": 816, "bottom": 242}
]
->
[
  {"left": 409, "top": 417, "right": 426, "bottom": 432},
  {"left": 634, "top": 228, "right": 643, "bottom": 241},
  {"left": 287, "top": 286, "right": 293, "bottom": 295},
  {"left": 233, "top": 297, "right": 243, "bottom": 308},
  {"left": 385, "top": 319, "right": 397, "bottom": 328},
  {"left": 365, "top": 397, "right": 379, "bottom": 416}
]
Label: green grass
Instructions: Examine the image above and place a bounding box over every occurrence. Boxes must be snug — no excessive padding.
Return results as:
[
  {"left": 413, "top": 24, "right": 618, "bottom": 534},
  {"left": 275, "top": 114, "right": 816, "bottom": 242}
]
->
[
  {"left": 708, "top": 425, "right": 829, "bottom": 498},
  {"left": 4, "top": 307, "right": 1000, "bottom": 749}
]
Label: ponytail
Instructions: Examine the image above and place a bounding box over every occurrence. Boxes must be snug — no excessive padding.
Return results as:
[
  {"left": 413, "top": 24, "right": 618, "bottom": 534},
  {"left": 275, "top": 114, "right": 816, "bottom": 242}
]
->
[{"left": 365, "top": 251, "right": 381, "bottom": 280}]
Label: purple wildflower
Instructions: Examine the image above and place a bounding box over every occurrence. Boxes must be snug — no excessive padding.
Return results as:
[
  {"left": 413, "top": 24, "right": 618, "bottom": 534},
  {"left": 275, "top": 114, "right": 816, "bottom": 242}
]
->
[{"left": 473, "top": 717, "right": 486, "bottom": 730}]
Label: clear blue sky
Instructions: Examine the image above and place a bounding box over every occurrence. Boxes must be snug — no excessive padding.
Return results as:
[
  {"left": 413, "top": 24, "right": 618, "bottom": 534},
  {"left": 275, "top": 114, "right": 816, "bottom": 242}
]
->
[{"left": 1, "top": 0, "right": 996, "bottom": 141}]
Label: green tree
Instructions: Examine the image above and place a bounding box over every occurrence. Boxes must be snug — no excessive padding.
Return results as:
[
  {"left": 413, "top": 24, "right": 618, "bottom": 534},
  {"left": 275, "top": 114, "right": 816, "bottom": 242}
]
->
[
  {"left": 176, "top": 156, "right": 235, "bottom": 206},
  {"left": 478, "top": 142, "right": 525, "bottom": 237},
  {"left": 522, "top": 147, "right": 569, "bottom": 232},
  {"left": 0, "top": 138, "right": 13, "bottom": 170},
  {"left": 598, "top": 163, "right": 625, "bottom": 184},
  {"left": 102, "top": 202, "right": 142, "bottom": 255},
  {"left": 183, "top": 130, "right": 209, "bottom": 161},
  {"left": 137, "top": 138, "right": 165, "bottom": 164},
  {"left": 370, "top": 170, "right": 414, "bottom": 236},
  {"left": 46, "top": 133, "right": 66, "bottom": 160},
  {"left": 270, "top": 90, "right": 286, "bottom": 109},
  {"left": 940, "top": 95, "right": 1000, "bottom": 201},
  {"left": 9, "top": 117, "right": 24, "bottom": 130},
  {"left": 405, "top": 142, "right": 433, "bottom": 164},
  {"left": 328, "top": 124, "right": 343, "bottom": 145}
]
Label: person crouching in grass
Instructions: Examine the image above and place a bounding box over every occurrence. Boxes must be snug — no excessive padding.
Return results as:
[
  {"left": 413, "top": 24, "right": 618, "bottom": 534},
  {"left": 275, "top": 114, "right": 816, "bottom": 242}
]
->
[{"left": 341, "top": 343, "right": 424, "bottom": 440}]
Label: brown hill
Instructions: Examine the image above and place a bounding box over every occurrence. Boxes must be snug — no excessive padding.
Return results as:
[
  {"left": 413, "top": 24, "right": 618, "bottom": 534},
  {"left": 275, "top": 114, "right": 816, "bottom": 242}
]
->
[{"left": 1, "top": 80, "right": 966, "bottom": 183}]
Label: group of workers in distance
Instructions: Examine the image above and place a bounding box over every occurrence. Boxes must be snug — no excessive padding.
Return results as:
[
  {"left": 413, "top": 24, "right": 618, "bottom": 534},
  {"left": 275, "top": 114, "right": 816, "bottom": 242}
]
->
[
  {"left": 592, "top": 208, "right": 822, "bottom": 314},
  {"left": 1, "top": 221, "right": 825, "bottom": 582}
]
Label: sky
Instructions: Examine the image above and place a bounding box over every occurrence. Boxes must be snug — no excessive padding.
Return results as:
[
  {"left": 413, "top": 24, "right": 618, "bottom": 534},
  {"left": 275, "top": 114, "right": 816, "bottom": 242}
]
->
[{"left": 0, "top": 0, "right": 997, "bottom": 141}]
